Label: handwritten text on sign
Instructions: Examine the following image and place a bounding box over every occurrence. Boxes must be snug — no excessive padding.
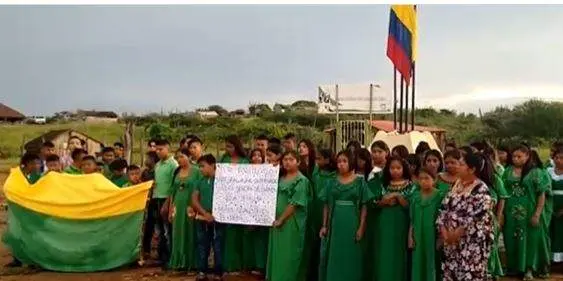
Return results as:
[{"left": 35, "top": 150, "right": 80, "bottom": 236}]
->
[{"left": 213, "top": 164, "right": 279, "bottom": 226}]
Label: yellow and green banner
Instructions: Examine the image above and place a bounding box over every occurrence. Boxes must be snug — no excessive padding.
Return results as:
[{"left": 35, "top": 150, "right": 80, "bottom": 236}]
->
[{"left": 2, "top": 168, "right": 152, "bottom": 272}]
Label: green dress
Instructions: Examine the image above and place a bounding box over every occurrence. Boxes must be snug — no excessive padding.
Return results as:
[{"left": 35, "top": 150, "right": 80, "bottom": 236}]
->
[
  {"left": 488, "top": 173, "right": 509, "bottom": 278},
  {"left": 503, "top": 166, "right": 551, "bottom": 274},
  {"left": 537, "top": 168, "right": 553, "bottom": 274},
  {"left": 319, "top": 175, "right": 373, "bottom": 281},
  {"left": 266, "top": 173, "right": 310, "bottom": 281},
  {"left": 372, "top": 181, "right": 413, "bottom": 281},
  {"left": 363, "top": 170, "right": 383, "bottom": 280},
  {"left": 219, "top": 154, "right": 249, "bottom": 272},
  {"left": 549, "top": 167, "right": 563, "bottom": 263},
  {"left": 312, "top": 168, "right": 335, "bottom": 281},
  {"left": 168, "top": 165, "right": 201, "bottom": 270},
  {"left": 410, "top": 186, "right": 445, "bottom": 281}
]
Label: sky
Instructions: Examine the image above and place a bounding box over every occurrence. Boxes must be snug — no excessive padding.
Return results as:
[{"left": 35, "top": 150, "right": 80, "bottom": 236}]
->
[{"left": 1, "top": 5, "right": 562, "bottom": 116}]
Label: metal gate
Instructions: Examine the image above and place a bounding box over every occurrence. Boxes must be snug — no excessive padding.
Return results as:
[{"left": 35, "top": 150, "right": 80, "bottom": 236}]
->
[{"left": 335, "top": 120, "right": 372, "bottom": 152}]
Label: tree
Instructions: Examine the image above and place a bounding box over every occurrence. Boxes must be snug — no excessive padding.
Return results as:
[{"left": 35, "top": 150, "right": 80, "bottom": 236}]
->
[
  {"left": 207, "top": 105, "right": 229, "bottom": 116},
  {"left": 291, "top": 100, "right": 318, "bottom": 110},
  {"left": 248, "top": 103, "right": 272, "bottom": 116}
]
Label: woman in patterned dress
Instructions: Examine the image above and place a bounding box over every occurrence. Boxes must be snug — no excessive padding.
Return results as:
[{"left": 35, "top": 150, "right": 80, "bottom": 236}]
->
[{"left": 436, "top": 152, "right": 494, "bottom": 281}]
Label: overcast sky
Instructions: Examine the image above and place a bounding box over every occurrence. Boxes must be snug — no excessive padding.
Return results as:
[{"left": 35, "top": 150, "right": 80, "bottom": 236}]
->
[{"left": 1, "top": 5, "right": 562, "bottom": 115}]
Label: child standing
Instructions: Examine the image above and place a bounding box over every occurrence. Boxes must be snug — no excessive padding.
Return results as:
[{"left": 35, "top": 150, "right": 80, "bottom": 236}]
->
[
  {"left": 20, "top": 153, "right": 41, "bottom": 184},
  {"left": 192, "top": 154, "right": 223, "bottom": 281},
  {"left": 266, "top": 151, "right": 310, "bottom": 281},
  {"left": 123, "top": 165, "right": 142, "bottom": 187},
  {"left": 409, "top": 168, "right": 445, "bottom": 281},
  {"left": 101, "top": 147, "right": 116, "bottom": 178},
  {"left": 81, "top": 156, "right": 99, "bottom": 174},
  {"left": 549, "top": 147, "right": 563, "bottom": 264},
  {"left": 109, "top": 159, "right": 129, "bottom": 187},
  {"left": 141, "top": 151, "right": 159, "bottom": 260},
  {"left": 45, "top": 154, "right": 62, "bottom": 173},
  {"left": 64, "top": 149, "right": 86, "bottom": 175},
  {"left": 423, "top": 150, "right": 449, "bottom": 193},
  {"left": 319, "top": 150, "right": 373, "bottom": 281},
  {"left": 372, "top": 156, "right": 413, "bottom": 281}
]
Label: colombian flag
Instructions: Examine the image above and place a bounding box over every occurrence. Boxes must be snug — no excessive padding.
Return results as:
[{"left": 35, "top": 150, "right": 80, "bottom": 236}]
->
[
  {"left": 387, "top": 5, "right": 417, "bottom": 85},
  {"left": 2, "top": 168, "right": 152, "bottom": 272}
]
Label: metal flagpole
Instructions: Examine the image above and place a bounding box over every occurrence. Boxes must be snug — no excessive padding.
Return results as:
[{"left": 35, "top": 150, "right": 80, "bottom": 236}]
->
[
  {"left": 405, "top": 79, "right": 409, "bottom": 132},
  {"left": 411, "top": 63, "right": 416, "bottom": 131},
  {"left": 399, "top": 75, "right": 404, "bottom": 133},
  {"left": 393, "top": 68, "right": 397, "bottom": 130}
]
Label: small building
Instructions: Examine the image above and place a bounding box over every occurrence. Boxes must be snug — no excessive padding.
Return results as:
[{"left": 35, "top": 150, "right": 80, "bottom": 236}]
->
[
  {"left": 78, "top": 110, "right": 119, "bottom": 123},
  {"left": 197, "top": 111, "right": 219, "bottom": 119},
  {"left": 24, "top": 129, "right": 104, "bottom": 156},
  {"left": 0, "top": 103, "right": 25, "bottom": 122}
]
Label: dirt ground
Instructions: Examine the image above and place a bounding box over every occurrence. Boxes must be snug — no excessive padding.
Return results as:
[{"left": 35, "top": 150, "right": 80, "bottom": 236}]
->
[{"left": 2, "top": 172, "right": 563, "bottom": 281}]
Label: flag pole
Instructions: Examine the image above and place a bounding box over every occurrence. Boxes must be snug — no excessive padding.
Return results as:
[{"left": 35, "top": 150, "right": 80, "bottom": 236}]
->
[
  {"left": 411, "top": 62, "right": 416, "bottom": 131},
  {"left": 393, "top": 68, "right": 397, "bottom": 130},
  {"left": 399, "top": 75, "right": 404, "bottom": 133},
  {"left": 405, "top": 77, "right": 409, "bottom": 132}
]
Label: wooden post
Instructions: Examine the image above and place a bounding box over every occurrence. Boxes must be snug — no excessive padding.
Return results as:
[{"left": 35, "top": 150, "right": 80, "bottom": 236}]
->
[{"left": 124, "top": 121, "right": 134, "bottom": 163}]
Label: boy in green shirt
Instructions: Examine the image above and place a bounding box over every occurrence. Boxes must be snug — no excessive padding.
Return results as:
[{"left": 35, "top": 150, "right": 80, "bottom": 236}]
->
[
  {"left": 45, "top": 154, "right": 63, "bottom": 173},
  {"left": 64, "top": 149, "right": 86, "bottom": 175},
  {"left": 192, "top": 154, "right": 224, "bottom": 281},
  {"left": 109, "top": 159, "right": 129, "bottom": 187},
  {"left": 101, "top": 147, "right": 116, "bottom": 178},
  {"left": 20, "top": 152, "right": 42, "bottom": 184},
  {"left": 123, "top": 165, "right": 142, "bottom": 187},
  {"left": 81, "top": 156, "right": 98, "bottom": 174}
]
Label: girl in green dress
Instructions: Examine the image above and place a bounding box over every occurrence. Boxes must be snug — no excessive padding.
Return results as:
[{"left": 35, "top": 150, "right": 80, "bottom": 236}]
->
[
  {"left": 242, "top": 149, "right": 269, "bottom": 277},
  {"left": 409, "top": 168, "right": 445, "bottom": 281},
  {"left": 372, "top": 156, "right": 413, "bottom": 281},
  {"left": 168, "top": 148, "right": 201, "bottom": 271},
  {"left": 298, "top": 139, "right": 317, "bottom": 281},
  {"left": 423, "top": 149, "right": 449, "bottom": 193},
  {"left": 319, "top": 150, "right": 373, "bottom": 281},
  {"left": 266, "top": 151, "right": 310, "bottom": 281},
  {"left": 315, "top": 149, "right": 336, "bottom": 281},
  {"left": 503, "top": 145, "right": 550, "bottom": 280},
  {"left": 549, "top": 147, "right": 563, "bottom": 264},
  {"left": 219, "top": 135, "right": 249, "bottom": 274},
  {"left": 357, "top": 148, "right": 374, "bottom": 181}
]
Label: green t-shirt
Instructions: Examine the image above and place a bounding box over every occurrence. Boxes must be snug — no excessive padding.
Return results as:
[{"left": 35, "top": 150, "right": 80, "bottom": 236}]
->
[
  {"left": 111, "top": 175, "right": 129, "bottom": 188},
  {"left": 196, "top": 176, "right": 215, "bottom": 212},
  {"left": 153, "top": 156, "right": 178, "bottom": 198},
  {"left": 26, "top": 172, "right": 41, "bottom": 184},
  {"left": 64, "top": 165, "right": 82, "bottom": 175}
]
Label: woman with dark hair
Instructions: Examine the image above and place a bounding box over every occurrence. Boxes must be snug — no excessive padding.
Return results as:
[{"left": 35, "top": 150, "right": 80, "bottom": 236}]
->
[
  {"left": 392, "top": 145, "right": 410, "bottom": 160},
  {"left": 497, "top": 145, "right": 511, "bottom": 167},
  {"left": 406, "top": 154, "right": 421, "bottom": 181},
  {"left": 219, "top": 135, "right": 249, "bottom": 273},
  {"left": 371, "top": 156, "right": 413, "bottom": 281},
  {"left": 357, "top": 148, "right": 375, "bottom": 181},
  {"left": 415, "top": 142, "right": 431, "bottom": 157},
  {"left": 423, "top": 149, "right": 448, "bottom": 193},
  {"left": 436, "top": 152, "right": 494, "bottom": 281},
  {"left": 319, "top": 150, "right": 373, "bottom": 281},
  {"left": 438, "top": 150, "right": 461, "bottom": 188},
  {"left": 298, "top": 139, "right": 317, "bottom": 181},
  {"left": 346, "top": 140, "right": 362, "bottom": 155},
  {"left": 548, "top": 147, "right": 563, "bottom": 264},
  {"left": 267, "top": 150, "right": 310, "bottom": 281},
  {"left": 444, "top": 142, "right": 457, "bottom": 153},
  {"left": 370, "top": 141, "right": 390, "bottom": 174},
  {"left": 503, "top": 145, "right": 550, "bottom": 280}
]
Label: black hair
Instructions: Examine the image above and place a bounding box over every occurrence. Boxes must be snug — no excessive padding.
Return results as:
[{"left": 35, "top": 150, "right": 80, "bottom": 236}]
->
[
  {"left": 318, "top": 148, "right": 336, "bottom": 172},
  {"left": 444, "top": 149, "right": 462, "bottom": 160},
  {"left": 185, "top": 134, "right": 197, "bottom": 140},
  {"left": 530, "top": 149, "right": 544, "bottom": 170},
  {"left": 357, "top": 148, "right": 374, "bottom": 181},
  {"left": 198, "top": 154, "right": 217, "bottom": 166},
  {"left": 145, "top": 151, "right": 158, "bottom": 163},
  {"left": 128, "top": 165, "right": 141, "bottom": 172},
  {"left": 406, "top": 153, "right": 421, "bottom": 177},
  {"left": 179, "top": 137, "right": 188, "bottom": 147},
  {"left": 371, "top": 140, "right": 390, "bottom": 154},
  {"left": 459, "top": 146, "right": 474, "bottom": 156},
  {"left": 269, "top": 137, "right": 281, "bottom": 146},
  {"left": 346, "top": 140, "right": 362, "bottom": 154},
  {"left": 96, "top": 161, "right": 105, "bottom": 167},
  {"left": 497, "top": 144, "right": 510, "bottom": 154},
  {"left": 469, "top": 140, "right": 486, "bottom": 152},
  {"left": 267, "top": 143, "right": 283, "bottom": 155},
  {"left": 46, "top": 154, "right": 60, "bottom": 162},
  {"left": 283, "top": 133, "right": 296, "bottom": 141},
  {"left": 280, "top": 150, "right": 301, "bottom": 177},
  {"left": 114, "top": 142, "right": 124, "bottom": 148},
  {"left": 21, "top": 152, "right": 40, "bottom": 167},
  {"left": 424, "top": 149, "right": 444, "bottom": 173},
  {"left": 482, "top": 144, "right": 497, "bottom": 164},
  {"left": 336, "top": 149, "right": 357, "bottom": 174},
  {"left": 418, "top": 167, "right": 437, "bottom": 179},
  {"left": 155, "top": 139, "right": 170, "bottom": 146},
  {"left": 415, "top": 141, "right": 431, "bottom": 156},
  {"left": 463, "top": 152, "right": 494, "bottom": 188},
  {"left": 508, "top": 144, "right": 535, "bottom": 183},
  {"left": 187, "top": 136, "right": 203, "bottom": 147},
  {"left": 383, "top": 156, "right": 412, "bottom": 186},
  {"left": 102, "top": 147, "right": 115, "bottom": 154},
  {"left": 42, "top": 141, "right": 55, "bottom": 148},
  {"left": 250, "top": 148, "right": 265, "bottom": 163},
  {"left": 109, "top": 159, "right": 128, "bottom": 172},
  {"left": 392, "top": 145, "right": 410, "bottom": 159},
  {"left": 147, "top": 138, "right": 157, "bottom": 146},
  {"left": 554, "top": 147, "right": 563, "bottom": 158},
  {"left": 298, "top": 139, "right": 317, "bottom": 180},
  {"left": 178, "top": 147, "right": 190, "bottom": 157},
  {"left": 255, "top": 134, "right": 269, "bottom": 141},
  {"left": 225, "top": 135, "right": 247, "bottom": 158},
  {"left": 71, "top": 148, "right": 87, "bottom": 161},
  {"left": 81, "top": 155, "right": 96, "bottom": 163},
  {"left": 445, "top": 141, "right": 457, "bottom": 150}
]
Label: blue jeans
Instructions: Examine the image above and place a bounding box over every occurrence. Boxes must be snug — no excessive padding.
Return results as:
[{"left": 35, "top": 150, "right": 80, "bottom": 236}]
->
[{"left": 196, "top": 221, "right": 224, "bottom": 275}]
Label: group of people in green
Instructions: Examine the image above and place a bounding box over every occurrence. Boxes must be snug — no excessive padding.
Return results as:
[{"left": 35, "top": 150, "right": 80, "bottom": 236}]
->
[{"left": 12, "top": 132, "right": 563, "bottom": 281}]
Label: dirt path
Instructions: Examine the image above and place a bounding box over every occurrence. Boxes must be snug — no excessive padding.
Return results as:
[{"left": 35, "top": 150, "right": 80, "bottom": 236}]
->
[{"left": 2, "top": 172, "right": 563, "bottom": 281}]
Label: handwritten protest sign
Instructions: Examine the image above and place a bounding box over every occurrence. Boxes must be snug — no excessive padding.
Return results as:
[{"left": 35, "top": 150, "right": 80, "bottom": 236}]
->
[{"left": 213, "top": 164, "right": 279, "bottom": 226}]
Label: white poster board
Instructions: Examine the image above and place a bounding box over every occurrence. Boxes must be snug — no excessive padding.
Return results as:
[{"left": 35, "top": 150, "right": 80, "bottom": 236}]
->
[
  {"left": 318, "top": 83, "right": 393, "bottom": 114},
  {"left": 212, "top": 164, "right": 279, "bottom": 226}
]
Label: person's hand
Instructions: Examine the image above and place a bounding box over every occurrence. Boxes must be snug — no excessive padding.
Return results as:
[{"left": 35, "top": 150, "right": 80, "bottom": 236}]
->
[
  {"left": 498, "top": 213, "right": 505, "bottom": 230},
  {"left": 168, "top": 206, "right": 176, "bottom": 223},
  {"left": 355, "top": 227, "right": 365, "bottom": 242},
  {"left": 530, "top": 214, "right": 540, "bottom": 227},
  {"left": 448, "top": 227, "right": 464, "bottom": 245},
  {"left": 186, "top": 206, "right": 196, "bottom": 219},
  {"left": 204, "top": 213, "right": 215, "bottom": 223},
  {"left": 408, "top": 236, "right": 415, "bottom": 249},
  {"left": 273, "top": 219, "right": 283, "bottom": 228},
  {"left": 319, "top": 227, "right": 328, "bottom": 238}
]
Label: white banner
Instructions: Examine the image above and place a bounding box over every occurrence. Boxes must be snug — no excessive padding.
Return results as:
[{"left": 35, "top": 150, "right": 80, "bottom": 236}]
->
[
  {"left": 212, "top": 164, "right": 279, "bottom": 226},
  {"left": 318, "top": 83, "right": 393, "bottom": 114}
]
